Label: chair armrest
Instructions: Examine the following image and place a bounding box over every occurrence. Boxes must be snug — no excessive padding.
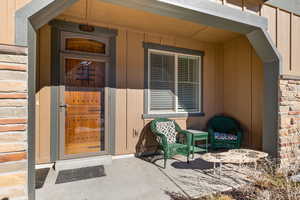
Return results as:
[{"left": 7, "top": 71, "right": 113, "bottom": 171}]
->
[
  {"left": 156, "top": 133, "right": 169, "bottom": 148},
  {"left": 236, "top": 130, "right": 243, "bottom": 147},
  {"left": 178, "top": 130, "right": 192, "bottom": 147},
  {"left": 236, "top": 130, "right": 242, "bottom": 137},
  {"left": 208, "top": 128, "right": 214, "bottom": 135},
  {"left": 208, "top": 128, "right": 215, "bottom": 142}
]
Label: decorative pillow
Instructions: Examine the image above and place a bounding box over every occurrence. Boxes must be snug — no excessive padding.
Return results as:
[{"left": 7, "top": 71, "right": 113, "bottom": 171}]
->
[
  {"left": 156, "top": 121, "right": 177, "bottom": 144},
  {"left": 214, "top": 132, "right": 237, "bottom": 141}
]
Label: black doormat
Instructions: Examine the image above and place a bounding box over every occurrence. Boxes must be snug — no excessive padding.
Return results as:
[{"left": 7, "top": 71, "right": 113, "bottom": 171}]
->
[
  {"left": 55, "top": 165, "right": 106, "bottom": 184},
  {"left": 35, "top": 168, "right": 50, "bottom": 189}
]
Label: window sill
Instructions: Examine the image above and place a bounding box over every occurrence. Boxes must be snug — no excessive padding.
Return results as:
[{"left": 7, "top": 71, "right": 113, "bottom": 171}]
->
[{"left": 142, "top": 112, "right": 205, "bottom": 119}]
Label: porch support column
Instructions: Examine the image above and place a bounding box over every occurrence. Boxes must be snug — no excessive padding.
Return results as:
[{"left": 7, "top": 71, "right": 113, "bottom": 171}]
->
[
  {"left": 15, "top": 1, "right": 80, "bottom": 200},
  {"left": 27, "top": 22, "right": 37, "bottom": 200}
]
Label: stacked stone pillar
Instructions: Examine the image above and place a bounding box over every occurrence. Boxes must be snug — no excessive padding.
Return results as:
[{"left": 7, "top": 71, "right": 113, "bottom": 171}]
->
[
  {"left": 0, "top": 45, "right": 28, "bottom": 200},
  {"left": 279, "top": 78, "right": 300, "bottom": 167}
]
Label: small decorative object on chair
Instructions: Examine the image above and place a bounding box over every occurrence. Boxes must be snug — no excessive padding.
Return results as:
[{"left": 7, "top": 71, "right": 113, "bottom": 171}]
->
[
  {"left": 207, "top": 116, "right": 243, "bottom": 149},
  {"left": 150, "top": 118, "right": 192, "bottom": 169}
]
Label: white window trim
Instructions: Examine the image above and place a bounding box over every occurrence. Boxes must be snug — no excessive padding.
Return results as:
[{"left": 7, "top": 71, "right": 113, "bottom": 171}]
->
[{"left": 147, "top": 48, "right": 202, "bottom": 115}]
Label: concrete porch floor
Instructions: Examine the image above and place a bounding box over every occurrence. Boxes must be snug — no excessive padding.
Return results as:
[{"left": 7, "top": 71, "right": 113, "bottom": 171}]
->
[{"left": 36, "top": 155, "right": 256, "bottom": 200}]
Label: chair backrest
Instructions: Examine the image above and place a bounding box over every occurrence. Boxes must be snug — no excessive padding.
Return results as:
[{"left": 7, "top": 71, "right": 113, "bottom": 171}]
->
[
  {"left": 150, "top": 118, "right": 181, "bottom": 144},
  {"left": 207, "top": 116, "right": 240, "bottom": 133}
]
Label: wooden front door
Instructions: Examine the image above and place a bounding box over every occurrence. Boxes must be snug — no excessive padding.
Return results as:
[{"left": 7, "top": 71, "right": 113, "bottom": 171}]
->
[{"left": 59, "top": 32, "right": 109, "bottom": 159}]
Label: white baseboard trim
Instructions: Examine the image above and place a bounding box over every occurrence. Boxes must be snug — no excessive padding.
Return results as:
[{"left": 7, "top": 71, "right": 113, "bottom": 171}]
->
[{"left": 112, "top": 154, "right": 135, "bottom": 160}]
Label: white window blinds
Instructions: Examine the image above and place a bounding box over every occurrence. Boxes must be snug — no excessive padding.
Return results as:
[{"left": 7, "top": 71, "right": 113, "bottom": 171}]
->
[
  {"left": 150, "top": 53, "right": 175, "bottom": 111},
  {"left": 148, "top": 50, "right": 201, "bottom": 114}
]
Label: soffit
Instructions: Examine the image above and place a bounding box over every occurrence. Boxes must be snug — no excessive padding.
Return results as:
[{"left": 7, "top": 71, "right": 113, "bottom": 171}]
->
[{"left": 59, "top": 0, "right": 241, "bottom": 43}]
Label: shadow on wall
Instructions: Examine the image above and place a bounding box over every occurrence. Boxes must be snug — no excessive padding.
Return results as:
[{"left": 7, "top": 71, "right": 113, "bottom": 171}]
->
[{"left": 135, "top": 122, "right": 160, "bottom": 155}]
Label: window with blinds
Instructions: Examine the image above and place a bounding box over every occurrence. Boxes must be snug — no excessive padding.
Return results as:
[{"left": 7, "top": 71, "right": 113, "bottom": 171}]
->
[{"left": 148, "top": 50, "right": 201, "bottom": 113}]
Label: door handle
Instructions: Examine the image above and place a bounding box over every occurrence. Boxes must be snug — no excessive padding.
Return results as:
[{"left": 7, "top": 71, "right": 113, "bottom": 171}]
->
[{"left": 59, "top": 104, "right": 68, "bottom": 108}]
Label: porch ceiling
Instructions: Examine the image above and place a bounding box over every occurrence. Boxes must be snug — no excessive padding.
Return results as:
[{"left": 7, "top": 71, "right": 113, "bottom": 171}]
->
[{"left": 58, "top": 0, "right": 241, "bottom": 43}]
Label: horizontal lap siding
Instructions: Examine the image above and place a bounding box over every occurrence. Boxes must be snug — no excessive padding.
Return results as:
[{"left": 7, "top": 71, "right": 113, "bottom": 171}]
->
[{"left": 0, "top": 45, "right": 28, "bottom": 200}]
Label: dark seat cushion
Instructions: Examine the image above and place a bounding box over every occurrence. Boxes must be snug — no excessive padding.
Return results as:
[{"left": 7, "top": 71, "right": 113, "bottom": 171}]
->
[{"left": 214, "top": 132, "right": 237, "bottom": 141}]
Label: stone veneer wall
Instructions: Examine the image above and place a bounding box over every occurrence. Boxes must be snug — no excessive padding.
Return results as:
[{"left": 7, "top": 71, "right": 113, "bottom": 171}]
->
[
  {"left": 0, "top": 45, "right": 28, "bottom": 200},
  {"left": 279, "top": 78, "right": 300, "bottom": 167}
]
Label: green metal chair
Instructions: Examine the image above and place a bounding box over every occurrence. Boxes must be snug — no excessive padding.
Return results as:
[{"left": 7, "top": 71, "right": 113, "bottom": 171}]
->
[
  {"left": 150, "top": 118, "right": 192, "bottom": 169},
  {"left": 207, "top": 116, "right": 243, "bottom": 150}
]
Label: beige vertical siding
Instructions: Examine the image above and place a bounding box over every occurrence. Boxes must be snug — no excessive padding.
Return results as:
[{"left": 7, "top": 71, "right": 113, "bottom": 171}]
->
[
  {"left": 35, "top": 22, "right": 225, "bottom": 161},
  {"left": 251, "top": 49, "right": 263, "bottom": 150},
  {"left": 115, "top": 29, "right": 128, "bottom": 154},
  {"left": 0, "top": 0, "right": 32, "bottom": 45},
  {"left": 261, "top": 4, "right": 300, "bottom": 76},
  {"left": 125, "top": 31, "right": 144, "bottom": 154},
  {"left": 214, "top": 0, "right": 262, "bottom": 14},
  {"left": 36, "top": 25, "right": 52, "bottom": 163},
  {"left": 34, "top": 0, "right": 266, "bottom": 162},
  {"left": 261, "top": 5, "right": 277, "bottom": 44},
  {"left": 292, "top": 14, "right": 300, "bottom": 75},
  {"left": 0, "top": 0, "right": 293, "bottom": 162},
  {"left": 223, "top": 36, "right": 263, "bottom": 150},
  {"left": 115, "top": 30, "right": 224, "bottom": 155},
  {"left": 277, "top": 10, "right": 291, "bottom": 74},
  {"left": 50, "top": 0, "right": 229, "bottom": 156}
]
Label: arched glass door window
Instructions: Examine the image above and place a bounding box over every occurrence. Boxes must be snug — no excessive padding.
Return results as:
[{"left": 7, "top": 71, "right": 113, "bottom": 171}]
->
[
  {"left": 65, "top": 38, "right": 106, "bottom": 54},
  {"left": 61, "top": 32, "right": 109, "bottom": 56}
]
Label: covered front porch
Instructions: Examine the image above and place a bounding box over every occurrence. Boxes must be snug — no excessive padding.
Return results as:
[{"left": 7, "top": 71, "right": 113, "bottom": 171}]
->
[
  {"left": 36, "top": 155, "right": 256, "bottom": 200},
  {"left": 14, "top": 0, "right": 280, "bottom": 199},
  {"left": 35, "top": 0, "right": 266, "bottom": 164}
]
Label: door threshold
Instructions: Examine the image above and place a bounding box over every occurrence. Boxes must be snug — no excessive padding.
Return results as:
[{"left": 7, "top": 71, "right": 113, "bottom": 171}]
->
[
  {"left": 112, "top": 154, "right": 135, "bottom": 160},
  {"left": 54, "top": 155, "right": 112, "bottom": 171},
  {"left": 36, "top": 163, "right": 54, "bottom": 169}
]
